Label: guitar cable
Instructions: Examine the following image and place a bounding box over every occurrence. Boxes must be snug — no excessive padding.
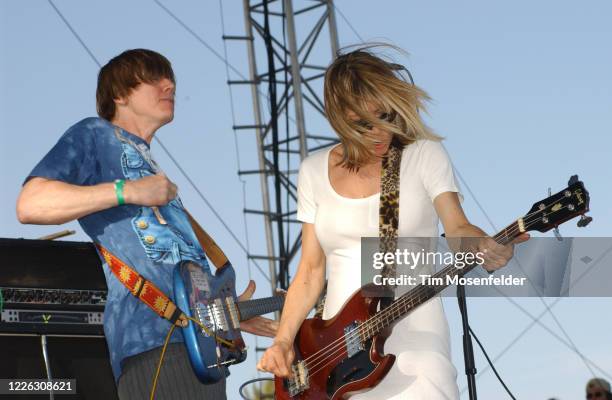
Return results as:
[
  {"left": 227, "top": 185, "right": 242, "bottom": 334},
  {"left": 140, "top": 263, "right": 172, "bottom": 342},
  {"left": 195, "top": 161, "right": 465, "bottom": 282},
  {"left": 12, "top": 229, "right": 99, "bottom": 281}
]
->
[
  {"left": 150, "top": 324, "right": 176, "bottom": 400},
  {"left": 465, "top": 317, "right": 517, "bottom": 399},
  {"left": 148, "top": 316, "right": 235, "bottom": 400},
  {"left": 238, "top": 378, "right": 275, "bottom": 400}
]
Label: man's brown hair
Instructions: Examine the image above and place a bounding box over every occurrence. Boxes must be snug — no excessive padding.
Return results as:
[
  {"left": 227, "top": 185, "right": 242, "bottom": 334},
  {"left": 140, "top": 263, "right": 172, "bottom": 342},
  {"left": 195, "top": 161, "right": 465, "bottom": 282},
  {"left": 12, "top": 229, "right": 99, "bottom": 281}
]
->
[{"left": 96, "top": 49, "right": 175, "bottom": 121}]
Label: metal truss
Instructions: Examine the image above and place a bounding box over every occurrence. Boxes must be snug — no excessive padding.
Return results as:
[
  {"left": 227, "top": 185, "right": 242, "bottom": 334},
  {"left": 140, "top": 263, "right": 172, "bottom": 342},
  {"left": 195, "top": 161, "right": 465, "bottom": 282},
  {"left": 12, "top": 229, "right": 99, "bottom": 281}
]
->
[{"left": 224, "top": 0, "right": 340, "bottom": 291}]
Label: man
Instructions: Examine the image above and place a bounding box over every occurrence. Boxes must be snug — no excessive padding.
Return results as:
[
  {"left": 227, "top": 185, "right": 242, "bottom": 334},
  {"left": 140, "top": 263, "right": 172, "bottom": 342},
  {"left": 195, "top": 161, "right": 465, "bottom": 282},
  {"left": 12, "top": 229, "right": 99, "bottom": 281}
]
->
[
  {"left": 586, "top": 378, "right": 612, "bottom": 400},
  {"left": 17, "top": 49, "right": 276, "bottom": 399}
]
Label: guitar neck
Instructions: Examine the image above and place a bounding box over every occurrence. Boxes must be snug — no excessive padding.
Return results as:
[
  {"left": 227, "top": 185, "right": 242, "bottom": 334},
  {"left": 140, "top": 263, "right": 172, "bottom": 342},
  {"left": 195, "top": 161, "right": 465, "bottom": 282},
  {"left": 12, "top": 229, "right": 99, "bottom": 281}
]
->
[
  {"left": 363, "top": 220, "right": 521, "bottom": 339},
  {"left": 236, "top": 295, "right": 285, "bottom": 321}
]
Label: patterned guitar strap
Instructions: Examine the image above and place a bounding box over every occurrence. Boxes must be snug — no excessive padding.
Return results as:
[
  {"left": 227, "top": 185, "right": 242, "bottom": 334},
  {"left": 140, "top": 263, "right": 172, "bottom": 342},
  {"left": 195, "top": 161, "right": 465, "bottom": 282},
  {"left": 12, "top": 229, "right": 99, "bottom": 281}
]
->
[{"left": 379, "top": 144, "right": 402, "bottom": 301}]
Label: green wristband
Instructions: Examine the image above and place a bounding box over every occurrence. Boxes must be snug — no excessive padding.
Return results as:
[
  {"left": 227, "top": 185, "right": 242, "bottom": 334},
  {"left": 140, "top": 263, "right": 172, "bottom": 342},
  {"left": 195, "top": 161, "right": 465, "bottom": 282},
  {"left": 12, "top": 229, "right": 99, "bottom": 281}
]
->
[{"left": 114, "top": 179, "right": 126, "bottom": 206}]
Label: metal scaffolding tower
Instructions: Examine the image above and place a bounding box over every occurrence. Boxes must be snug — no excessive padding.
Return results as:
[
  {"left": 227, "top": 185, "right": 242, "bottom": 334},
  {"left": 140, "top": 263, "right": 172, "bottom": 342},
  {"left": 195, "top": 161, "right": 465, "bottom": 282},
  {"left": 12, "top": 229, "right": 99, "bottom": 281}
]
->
[{"left": 223, "top": 0, "right": 340, "bottom": 292}]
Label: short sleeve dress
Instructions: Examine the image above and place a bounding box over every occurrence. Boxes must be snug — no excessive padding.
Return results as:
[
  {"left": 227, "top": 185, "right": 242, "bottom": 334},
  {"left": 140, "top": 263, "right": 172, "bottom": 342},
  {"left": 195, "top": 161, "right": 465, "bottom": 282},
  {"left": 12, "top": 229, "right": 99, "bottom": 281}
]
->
[{"left": 296, "top": 139, "right": 461, "bottom": 400}]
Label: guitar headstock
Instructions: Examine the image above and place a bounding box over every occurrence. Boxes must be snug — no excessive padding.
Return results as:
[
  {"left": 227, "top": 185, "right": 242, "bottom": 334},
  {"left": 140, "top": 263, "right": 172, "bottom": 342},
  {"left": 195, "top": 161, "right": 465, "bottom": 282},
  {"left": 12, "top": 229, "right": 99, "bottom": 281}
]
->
[{"left": 524, "top": 175, "right": 592, "bottom": 233}]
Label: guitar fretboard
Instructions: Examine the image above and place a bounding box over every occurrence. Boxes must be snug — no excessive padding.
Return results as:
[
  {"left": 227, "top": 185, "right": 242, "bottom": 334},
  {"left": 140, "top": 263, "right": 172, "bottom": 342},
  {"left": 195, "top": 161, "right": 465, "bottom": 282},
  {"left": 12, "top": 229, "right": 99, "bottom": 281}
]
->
[
  {"left": 236, "top": 295, "right": 285, "bottom": 321},
  {"left": 360, "top": 221, "right": 520, "bottom": 340}
]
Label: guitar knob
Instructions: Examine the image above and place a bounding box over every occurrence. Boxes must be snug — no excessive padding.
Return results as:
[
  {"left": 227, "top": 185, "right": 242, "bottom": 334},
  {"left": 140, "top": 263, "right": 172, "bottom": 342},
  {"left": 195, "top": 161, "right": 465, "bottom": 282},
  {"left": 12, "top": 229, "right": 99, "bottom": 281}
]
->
[{"left": 577, "top": 215, "right": 593, "bottom": 228}]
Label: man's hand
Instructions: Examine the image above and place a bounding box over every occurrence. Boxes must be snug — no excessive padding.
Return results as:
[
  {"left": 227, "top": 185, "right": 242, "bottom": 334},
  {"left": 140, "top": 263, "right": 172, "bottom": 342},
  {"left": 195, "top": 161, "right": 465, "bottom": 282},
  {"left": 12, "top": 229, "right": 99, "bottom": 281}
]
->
[
  {"left": 257, "top": 339, "right": 294, "bottom": 377},
  {"left": 237, "top": 280, "right": 279, "bottom": 338},
  {"left": 478, "top": 233, "right": 530, "bottom": 272},
  {"left": 124, "top": 173, "right": 177, "bottom": 206}
]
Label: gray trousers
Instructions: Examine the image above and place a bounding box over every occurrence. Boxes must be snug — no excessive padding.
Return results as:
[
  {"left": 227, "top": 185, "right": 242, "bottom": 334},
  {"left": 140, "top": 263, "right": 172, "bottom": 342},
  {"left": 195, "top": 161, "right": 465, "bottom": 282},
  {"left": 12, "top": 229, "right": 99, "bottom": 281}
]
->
[{"left": 117, "top": 343, "right": 227, "bottom": 400}]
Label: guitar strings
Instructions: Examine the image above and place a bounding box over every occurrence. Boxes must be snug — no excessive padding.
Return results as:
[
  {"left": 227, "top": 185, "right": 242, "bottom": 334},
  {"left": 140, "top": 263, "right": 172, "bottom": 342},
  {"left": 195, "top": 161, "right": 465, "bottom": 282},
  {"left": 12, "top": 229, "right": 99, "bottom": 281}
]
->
[
  {"left": 296, "top": 210, "right": 532, "bottom": 368},
  {"left": 301, "top": 201, "right": 577, "bottom": 381},
  {"left": 292, "top": 201, "right": 577, "bottom": 383},
  {"left": 301, "top": 221, "right": 530, "bottom": 379},
  {"left": 300, "top": 222, "right": 518, "bottom": 370},
  {"left": 305, "top": 199, "right": 554, "bottom": 366}
]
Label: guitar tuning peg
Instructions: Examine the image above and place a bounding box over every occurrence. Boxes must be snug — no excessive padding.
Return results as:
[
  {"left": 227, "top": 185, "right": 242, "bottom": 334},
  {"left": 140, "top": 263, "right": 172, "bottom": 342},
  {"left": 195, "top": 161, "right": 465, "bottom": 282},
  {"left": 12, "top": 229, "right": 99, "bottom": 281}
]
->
[
  {"left": 577, "top": 214, "right": 593, "bottom": 228},
  {"left": 553, "top": 226, "right": 563, "bottom": 241}
]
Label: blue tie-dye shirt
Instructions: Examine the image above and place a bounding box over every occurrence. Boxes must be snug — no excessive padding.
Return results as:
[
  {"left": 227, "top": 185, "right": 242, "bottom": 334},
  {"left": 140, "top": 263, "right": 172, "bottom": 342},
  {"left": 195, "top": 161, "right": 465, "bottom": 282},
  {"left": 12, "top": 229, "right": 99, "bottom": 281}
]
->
[{"left": 26, "top": 117, "right": 211, "bottom": 382}]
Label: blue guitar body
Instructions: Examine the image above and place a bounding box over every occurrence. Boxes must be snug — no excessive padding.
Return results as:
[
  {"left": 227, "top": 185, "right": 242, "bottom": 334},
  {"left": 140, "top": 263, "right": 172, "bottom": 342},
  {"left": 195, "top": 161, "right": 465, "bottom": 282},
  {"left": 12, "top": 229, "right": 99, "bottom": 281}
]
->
[{"left": 173, "top": 260, "right": 284, "bottom": 383}]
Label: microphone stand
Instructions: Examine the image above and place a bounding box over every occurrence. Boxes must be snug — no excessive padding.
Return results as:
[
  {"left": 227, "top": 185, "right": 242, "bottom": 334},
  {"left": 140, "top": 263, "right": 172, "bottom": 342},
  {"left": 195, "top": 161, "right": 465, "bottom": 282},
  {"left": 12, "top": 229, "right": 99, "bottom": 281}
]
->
[
  {"left": 441, "top": 233, "right": 477, "bottom": 399},
  {"left": 457, "top": 283, "right": 477, "bottom": 399}
]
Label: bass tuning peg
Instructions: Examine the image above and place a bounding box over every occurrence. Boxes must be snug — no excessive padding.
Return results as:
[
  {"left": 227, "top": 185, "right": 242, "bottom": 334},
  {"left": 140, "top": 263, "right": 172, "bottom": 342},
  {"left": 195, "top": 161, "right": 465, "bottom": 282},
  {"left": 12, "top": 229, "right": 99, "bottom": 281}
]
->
[
  {"left": 577, "top": 214, "right": 593, "bottom": 228},
  {"left": 568, "top": 175, "right": 579, "bottom": 186}
]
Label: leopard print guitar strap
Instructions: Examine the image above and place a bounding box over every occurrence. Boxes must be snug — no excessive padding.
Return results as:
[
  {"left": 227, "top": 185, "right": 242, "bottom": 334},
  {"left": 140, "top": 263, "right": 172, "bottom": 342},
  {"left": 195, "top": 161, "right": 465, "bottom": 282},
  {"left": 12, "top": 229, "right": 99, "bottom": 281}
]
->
[
  {"left": 314, "top": 145, "right": 402, "bottom": 316},
  {"left": 379, "top": 145, "right": 402, "bottom": 282}
]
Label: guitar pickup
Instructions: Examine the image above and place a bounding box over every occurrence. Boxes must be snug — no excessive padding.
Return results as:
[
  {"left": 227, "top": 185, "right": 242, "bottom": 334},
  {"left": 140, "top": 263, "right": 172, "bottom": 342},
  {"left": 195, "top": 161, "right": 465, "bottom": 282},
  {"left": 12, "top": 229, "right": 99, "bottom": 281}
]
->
[
  {"left": 344, "top": 321, "right": 365, "bottom": 358},
  {"left": 193, "top": 302, "right": 227, "bottom": 335},
  {"left": 213, "top": 299, "right": 229, "bottom": 331}
]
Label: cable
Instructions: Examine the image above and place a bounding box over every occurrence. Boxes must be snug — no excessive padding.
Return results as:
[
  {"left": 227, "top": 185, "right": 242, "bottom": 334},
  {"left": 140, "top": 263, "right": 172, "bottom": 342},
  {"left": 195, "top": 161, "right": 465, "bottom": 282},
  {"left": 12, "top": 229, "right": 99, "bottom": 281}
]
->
[
  {"left": 333, "top": 4, "right": 364, "bottom": 42},
  {"left": 153, "top": 0, "right": 244, "bottom": 80},
  {"left": 150, "top": 324, "right": 175, "bottom": 400},
  {"left": 153, "top": 138, "right": 270, "bottom": 281},
  {"left": 187, "top": 316, "right": 235, "bottom": 347},
  {"left": 468, "top": 325, "right": 516, "bottom": 400},
  {"left": 149, "top": 315, "right": 237, "bottom": 400},
  {"left": 239, "top": 377, "right": 275, "bottom": 400},
  {"left": 47, "top": 0, "right": 101, "bottom": 67}
]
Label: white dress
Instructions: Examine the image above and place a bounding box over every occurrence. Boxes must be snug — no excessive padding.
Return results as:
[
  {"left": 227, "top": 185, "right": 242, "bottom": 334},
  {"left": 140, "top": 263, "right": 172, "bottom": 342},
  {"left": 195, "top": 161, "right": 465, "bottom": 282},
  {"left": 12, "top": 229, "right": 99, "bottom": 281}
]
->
[{"left": 296, "top": 140, "right": 461, "bottom": 400}]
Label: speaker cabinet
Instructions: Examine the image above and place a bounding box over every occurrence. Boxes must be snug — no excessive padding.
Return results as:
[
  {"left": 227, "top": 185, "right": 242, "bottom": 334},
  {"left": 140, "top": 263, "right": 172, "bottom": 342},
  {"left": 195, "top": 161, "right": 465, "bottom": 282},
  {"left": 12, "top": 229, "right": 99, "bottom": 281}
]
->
[{"left": 0, "top": 334, "right": 118, "bottom": 399}]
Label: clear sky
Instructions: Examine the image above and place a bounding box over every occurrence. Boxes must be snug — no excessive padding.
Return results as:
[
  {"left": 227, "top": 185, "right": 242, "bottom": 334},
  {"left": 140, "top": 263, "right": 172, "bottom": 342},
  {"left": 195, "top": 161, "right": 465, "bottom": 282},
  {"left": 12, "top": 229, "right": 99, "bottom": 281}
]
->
[{"left": 1, "top": 1, "right": 611, "bottom": 399}]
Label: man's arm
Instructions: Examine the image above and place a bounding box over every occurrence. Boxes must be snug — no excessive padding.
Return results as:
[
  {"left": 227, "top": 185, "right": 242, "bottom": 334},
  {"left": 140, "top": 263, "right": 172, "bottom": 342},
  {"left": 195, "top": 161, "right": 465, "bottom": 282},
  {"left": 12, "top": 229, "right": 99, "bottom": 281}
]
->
[{"left": 17, "top": 174, "right": 177, "bottom": 225}]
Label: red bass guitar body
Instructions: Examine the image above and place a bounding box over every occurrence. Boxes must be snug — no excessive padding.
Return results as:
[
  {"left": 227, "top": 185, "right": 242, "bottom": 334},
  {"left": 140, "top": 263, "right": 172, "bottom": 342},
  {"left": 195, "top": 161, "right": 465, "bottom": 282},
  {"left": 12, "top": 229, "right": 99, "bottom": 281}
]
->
[{"left": 274, "top": 286, "right": 395, "bottom": 400}]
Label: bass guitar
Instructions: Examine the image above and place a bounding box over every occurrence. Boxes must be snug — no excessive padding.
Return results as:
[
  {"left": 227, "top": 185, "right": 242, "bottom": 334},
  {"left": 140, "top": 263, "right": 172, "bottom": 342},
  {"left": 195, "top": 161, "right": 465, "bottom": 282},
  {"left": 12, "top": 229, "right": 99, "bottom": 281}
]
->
[
  {"left": 275, "top": 175, "right": 591, "bottom": 399},
  {"left": 174, "top": 262, "right": 284, "bottom": 383}
]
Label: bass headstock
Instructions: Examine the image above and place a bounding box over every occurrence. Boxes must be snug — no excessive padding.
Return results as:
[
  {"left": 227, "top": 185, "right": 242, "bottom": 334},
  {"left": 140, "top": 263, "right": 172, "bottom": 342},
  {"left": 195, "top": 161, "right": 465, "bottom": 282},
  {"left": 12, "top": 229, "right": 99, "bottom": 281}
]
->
[{"left": 523, "top": 175, "right": 592, "bottom": 233}]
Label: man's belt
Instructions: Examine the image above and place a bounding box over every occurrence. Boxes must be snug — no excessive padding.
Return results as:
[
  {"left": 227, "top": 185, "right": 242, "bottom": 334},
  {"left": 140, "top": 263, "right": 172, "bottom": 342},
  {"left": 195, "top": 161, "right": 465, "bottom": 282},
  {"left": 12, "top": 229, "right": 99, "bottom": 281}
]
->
[{"left": 95, "top": 244, "right": 187, "bottom": 327}]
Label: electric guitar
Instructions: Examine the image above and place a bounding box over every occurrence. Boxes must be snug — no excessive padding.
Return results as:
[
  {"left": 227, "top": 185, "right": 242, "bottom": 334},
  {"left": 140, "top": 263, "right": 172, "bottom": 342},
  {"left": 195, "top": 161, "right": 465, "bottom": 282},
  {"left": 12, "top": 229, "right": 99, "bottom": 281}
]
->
[
  {"left": 174, "top": 262, "right": 284, "bottom": 383},
  {"left": 275, "top": 175, "right": 591, "bottom": 399}
]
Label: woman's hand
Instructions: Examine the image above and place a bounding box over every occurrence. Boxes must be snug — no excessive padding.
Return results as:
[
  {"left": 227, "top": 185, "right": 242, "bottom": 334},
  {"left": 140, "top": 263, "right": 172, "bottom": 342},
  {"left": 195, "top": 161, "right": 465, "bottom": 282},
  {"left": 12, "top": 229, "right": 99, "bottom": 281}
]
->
[
  {"left": 256, "top": 223, "right": 325, "bottom": 378},
  {"left": 477, "top": 233, "right": 530, "bottom": 272},
  {"left": 434, "top": 192, "right": 530, "bottom": 272},
  {"left": 257, "top": 339, "right": 295, "bottom": 377}
]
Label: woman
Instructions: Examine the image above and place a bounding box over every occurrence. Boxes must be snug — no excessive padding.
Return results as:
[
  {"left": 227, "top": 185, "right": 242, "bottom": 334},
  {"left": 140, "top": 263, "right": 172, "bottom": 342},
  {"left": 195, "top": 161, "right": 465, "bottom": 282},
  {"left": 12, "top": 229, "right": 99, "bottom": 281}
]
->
[{"left": 257, "top": 46, "right": 527, "bottom": 399}]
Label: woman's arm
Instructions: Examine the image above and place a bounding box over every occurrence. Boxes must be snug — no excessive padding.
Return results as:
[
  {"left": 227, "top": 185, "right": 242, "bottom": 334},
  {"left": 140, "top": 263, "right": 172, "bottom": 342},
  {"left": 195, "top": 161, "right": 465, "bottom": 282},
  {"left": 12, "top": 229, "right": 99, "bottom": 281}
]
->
[
  {"left": 433, "top": 192, "right": 529, "bottom": 271},
  {"left": 256, "top": 222, "right": 326, "bottom": 377}
]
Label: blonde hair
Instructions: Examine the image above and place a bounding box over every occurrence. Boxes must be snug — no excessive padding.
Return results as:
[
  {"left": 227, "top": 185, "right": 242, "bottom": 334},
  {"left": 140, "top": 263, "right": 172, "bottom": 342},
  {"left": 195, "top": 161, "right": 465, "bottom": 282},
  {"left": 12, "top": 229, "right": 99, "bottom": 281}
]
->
[{"left": 324, "top": 44, "right": 442, "bottom": 169}]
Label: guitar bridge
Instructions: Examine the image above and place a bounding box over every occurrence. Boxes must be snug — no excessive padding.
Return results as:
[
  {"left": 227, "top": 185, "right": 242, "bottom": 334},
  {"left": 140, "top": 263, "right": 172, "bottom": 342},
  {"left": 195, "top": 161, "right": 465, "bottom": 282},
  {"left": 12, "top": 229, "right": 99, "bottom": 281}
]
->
[{"left": 285, "top": 360, "right": 309, "bottom": 396}]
